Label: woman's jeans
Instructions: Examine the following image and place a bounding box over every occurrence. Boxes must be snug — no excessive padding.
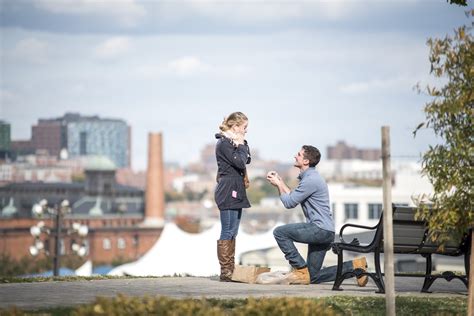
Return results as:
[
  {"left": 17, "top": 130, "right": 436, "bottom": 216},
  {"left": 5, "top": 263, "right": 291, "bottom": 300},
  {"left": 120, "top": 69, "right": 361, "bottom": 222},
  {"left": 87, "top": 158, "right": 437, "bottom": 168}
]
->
[
  {"left": 220, "top": 209, "right": 242, "bottom": 240},
  {"left": 273, "top": 222, "right": 353, "bottom": 284}
]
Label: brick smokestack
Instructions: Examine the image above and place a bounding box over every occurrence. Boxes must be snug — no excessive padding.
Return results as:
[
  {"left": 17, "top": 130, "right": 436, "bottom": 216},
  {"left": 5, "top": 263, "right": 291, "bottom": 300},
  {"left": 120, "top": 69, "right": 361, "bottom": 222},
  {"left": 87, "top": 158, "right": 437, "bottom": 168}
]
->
[{"left": 143, "top": 132, "right": 165, "bottom": 227}]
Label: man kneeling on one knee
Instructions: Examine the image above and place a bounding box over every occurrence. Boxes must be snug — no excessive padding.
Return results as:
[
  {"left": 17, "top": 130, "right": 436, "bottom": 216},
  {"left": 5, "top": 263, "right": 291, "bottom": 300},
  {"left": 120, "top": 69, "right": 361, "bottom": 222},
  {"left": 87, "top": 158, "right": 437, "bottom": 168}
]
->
[{"left": 266, "top": 145, "right": 368, "bottom": 286}]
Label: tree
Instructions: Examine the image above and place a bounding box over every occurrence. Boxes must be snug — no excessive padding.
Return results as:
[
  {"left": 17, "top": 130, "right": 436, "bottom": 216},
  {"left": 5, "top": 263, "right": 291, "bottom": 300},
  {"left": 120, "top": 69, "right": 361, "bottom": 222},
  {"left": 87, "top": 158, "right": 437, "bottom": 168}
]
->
[
  {"left": 414, "top": 9, "right": 473, "bottom": 313},
  {"left": 447, "top": 0, "right": 468, "bottom": 6},
  {"left": 415, "top": 9, "right": 473, "bottom": 244}
]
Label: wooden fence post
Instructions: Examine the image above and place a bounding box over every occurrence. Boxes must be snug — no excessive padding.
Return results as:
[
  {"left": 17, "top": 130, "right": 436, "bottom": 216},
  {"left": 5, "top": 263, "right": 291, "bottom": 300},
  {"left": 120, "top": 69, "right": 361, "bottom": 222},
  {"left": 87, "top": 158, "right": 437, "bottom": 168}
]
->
[{"left": 382, "top": 126, "right": 395, "bottom": 316}]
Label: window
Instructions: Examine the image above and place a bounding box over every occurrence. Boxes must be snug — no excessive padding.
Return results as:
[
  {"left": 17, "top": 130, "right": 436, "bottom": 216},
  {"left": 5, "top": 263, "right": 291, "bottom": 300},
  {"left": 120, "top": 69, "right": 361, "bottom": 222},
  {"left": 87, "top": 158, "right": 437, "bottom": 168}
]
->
[
  {"left": 368, "top": 203, "right": 383, "bottom": 219},
  {"left": 344, "top": 203, "right": 358, "bottom": 220},
  {"left": 59, "top": 240, "right": 65, "bottom": 255},
  {"left": 103, "top": 238, "right": 111, "bottom": 250},
  {"left": 80, "top": 132, "right": 87, "bottom": 155},
  {"left": 117, "top": 238, "right": 126, "bottom": 249},
  {"left": 394, "top": 202, "right": 409, "bottom": 207},
  {"left": 104, "top": 183, "right": 112, "bottom": 195}
]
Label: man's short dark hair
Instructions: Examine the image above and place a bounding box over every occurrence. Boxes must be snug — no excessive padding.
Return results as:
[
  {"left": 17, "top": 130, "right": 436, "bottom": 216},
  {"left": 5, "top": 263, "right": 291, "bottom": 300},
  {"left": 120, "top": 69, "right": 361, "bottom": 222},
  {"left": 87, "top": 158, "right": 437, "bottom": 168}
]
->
[{"left": 302, "top": 145, "right": 321, "bottom": 167}]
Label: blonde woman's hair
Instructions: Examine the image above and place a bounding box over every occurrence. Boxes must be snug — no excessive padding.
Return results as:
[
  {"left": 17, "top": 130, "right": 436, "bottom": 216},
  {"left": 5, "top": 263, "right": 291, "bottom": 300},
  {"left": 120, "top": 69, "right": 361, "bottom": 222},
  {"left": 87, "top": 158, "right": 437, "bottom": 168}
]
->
[{"left": 219, "top": 112, "right": 248, "bottom": 132}]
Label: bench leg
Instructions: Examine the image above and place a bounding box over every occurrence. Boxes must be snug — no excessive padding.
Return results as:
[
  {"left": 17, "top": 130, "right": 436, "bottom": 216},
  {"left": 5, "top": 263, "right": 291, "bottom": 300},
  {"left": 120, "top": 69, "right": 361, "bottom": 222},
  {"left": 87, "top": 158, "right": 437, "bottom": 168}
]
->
[
  {"left": 442, "top": 271, "right": 468, "bottom": 288},
  {"left": 422, "top": 253, "right": 469, "bottom": 292},
  {"left": 465, "top": 241, "right": 470, "bottom": 279},
  {"left": 421, "top": 276, "right": 436, "bottom": 293},
  {"left": 421, "top": 254, "right": 435, "bottom": 293},
  {"left": 373, "top": 248, "right": 385, "bottom": 294},
  {"left": 332, "top": 249, "right": 345, "bottom": 291}
]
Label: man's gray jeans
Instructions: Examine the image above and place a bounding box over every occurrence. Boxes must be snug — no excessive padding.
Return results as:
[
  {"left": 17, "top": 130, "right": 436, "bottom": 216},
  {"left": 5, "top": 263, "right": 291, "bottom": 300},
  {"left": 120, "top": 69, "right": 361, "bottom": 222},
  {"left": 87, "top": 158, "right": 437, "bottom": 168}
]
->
[{"left": 273, "top": 222, "right": 353, "bottom": 284}]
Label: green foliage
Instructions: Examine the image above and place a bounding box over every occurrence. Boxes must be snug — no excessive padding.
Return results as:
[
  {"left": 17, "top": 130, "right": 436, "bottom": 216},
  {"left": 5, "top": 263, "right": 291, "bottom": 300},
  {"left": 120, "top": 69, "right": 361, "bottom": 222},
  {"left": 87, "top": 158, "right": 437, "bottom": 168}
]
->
[
  {"left": 0, "top": 254, "right": 52, "bottom": 276},
  {"left": 246, "top": 176, "right": 279, "bottom": 204},
  {"left": 165, "top": 190, "right": 185, "bottom": 202},
  {"left": 2, "top": 306, "right": 74, "bottom": 316},
  {"left": 76, "top": 295, "right": 225, "bottom": 316},
  {"left": 246, "top": 188, "right": 266, "bottom": 205},
  {"left": 447, "top": 0, "right": 468, "bottom": 6},
  {"left": 165, "top": 189, "right": 208, "bottom": 202},
  {"left": 110, "top": 256, "right": 134, "bottom": 267},
  {"left": 414, "top": 10, "right": 474, "bottom": 244},
  {"left": 60, "top": 296, "right": 336, "bottom": 316},
  {"left": 233, "top": 297, "right": 334, "bottom": 316},
  {"left": 325, "top": 296, "right": 467, "bottom": 315},
  {"left": 61, "top": 255, "right": 87, "bottom": 270},
  {"left": 0, "top": 295, "right": 467, "bottom": 316},
  {"left": 71, "top": 172, "right": 85, "bottom": 183},
  {"left": 0, "top": 254, "right": 85, "bottom": 277}
]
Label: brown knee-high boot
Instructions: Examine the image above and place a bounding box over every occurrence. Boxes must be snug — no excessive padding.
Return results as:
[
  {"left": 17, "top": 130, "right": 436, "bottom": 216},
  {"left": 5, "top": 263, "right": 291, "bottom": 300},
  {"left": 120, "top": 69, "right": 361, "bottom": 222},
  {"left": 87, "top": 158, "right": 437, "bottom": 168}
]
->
[
  {"left": 217, "top": 240, "right": 234, "bottom": 281},
  {"left": 230, "top": 239, "right": 236, "bottom": 271}
]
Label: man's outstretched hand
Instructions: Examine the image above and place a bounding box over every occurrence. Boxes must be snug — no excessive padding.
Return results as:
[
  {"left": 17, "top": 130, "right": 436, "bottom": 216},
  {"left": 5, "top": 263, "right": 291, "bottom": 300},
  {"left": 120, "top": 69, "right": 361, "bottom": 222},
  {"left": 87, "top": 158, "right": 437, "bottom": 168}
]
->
[{"left": 266, "top": 171, "right": 281, "bottom": 186}]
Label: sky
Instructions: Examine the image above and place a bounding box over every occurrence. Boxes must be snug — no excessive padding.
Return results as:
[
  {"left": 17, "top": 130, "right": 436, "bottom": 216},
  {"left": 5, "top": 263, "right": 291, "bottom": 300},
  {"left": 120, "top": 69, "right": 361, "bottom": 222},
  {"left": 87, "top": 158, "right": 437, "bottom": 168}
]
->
[{"left": 0, "top": 0, "right": 471, "bottom": 171}]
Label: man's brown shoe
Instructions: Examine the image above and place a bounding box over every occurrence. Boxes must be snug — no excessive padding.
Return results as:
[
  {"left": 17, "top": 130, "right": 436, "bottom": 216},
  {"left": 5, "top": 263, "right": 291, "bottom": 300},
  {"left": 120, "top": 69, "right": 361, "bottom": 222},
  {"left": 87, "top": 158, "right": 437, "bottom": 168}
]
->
[
  {"left": 287, "top": 267, "right": 310, "bottom": 285},
  {"left": 352, "top": 257, "right": 368, "bottom": 287}
]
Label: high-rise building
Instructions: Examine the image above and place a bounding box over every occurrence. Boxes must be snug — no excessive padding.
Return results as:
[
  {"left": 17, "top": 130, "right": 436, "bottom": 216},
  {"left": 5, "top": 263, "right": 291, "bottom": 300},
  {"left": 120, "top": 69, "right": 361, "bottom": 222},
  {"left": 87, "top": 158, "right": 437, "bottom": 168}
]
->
[
  {"left": 31, "top": 113, "right": 88, "bottom": 158},
  {"left": 0, "top": 121, "right": 11, "bottom": 152},
  {"left": 67, "top": 117, "right": 130, "bottom": 168},
  {"left": 32, "top": 120, "right": 64, "bottom": 157},
  {"left": 27, "top": 113, "right": 131, "bottom": 168}
]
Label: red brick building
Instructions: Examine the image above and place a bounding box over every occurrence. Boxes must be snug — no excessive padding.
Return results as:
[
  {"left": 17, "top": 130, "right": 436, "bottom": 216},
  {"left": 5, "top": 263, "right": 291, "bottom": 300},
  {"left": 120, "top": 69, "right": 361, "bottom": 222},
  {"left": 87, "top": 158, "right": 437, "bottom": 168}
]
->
[
  {"left": 0, "top": 217, "right": 161, "bottom": 263},
  {"left": 32, "top": 120, "right": 63, "bottom": 157},
  {"left": 0, "top": 134, "right": 166, "bottom": 267}
]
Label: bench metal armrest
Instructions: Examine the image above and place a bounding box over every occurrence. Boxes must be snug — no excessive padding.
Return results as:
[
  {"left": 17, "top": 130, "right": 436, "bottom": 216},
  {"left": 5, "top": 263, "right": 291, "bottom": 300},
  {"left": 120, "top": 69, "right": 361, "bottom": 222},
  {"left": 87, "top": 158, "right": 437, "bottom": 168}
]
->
[{"left": 339, "top": 223, "right": 379, "bottom": 244}]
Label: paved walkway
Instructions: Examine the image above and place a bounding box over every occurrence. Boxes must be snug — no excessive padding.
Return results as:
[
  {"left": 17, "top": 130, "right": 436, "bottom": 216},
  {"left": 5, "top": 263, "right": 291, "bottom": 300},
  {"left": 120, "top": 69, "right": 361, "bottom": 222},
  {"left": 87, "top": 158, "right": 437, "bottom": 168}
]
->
[{"left": 0, "top": 276, "right": 467, "bottom": 310}]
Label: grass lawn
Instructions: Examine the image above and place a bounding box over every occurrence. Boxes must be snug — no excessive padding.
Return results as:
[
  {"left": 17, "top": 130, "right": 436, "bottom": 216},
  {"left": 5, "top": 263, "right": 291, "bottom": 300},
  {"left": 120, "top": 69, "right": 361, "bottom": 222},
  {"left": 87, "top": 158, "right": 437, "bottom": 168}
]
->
[{"left": 0, "top": 295, "right": 467, "bottom": 315}]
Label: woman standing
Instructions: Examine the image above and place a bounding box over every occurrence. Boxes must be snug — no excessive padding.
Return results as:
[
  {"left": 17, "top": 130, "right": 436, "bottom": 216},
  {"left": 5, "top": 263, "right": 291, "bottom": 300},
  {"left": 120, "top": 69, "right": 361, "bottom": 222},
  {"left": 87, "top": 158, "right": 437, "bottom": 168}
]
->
[{"left": 214, "top": 112, "right": 251, "bottom": 281}]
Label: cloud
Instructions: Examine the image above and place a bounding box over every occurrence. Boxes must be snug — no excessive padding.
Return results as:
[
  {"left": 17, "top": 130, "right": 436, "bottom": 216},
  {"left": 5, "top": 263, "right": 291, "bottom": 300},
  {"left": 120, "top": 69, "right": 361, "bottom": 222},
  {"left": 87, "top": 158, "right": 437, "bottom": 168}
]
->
[
  {"left": 34, "top": 0, "right": 146, "bottom": 27},
  {"left": 1, "top": 0, "right": 461, "bottom": 36},
  {"left": 0, "top": 89, "right": 22, "bottom": 120},
  {"left": 339, "top": 77, "right": 418, "bottom": 94},
  {"left": 136, "top": 56, "right": 252, "bottom": 79},
  {"left": 168, "top": 56, "right": 209, "bottom": 76},
  {"left": 0, "top": 89, "right": 18, "bottom": 104},
  {"left": 70, "top": 83, "right": 87, "bottom": 95},
  {"left": 339, "top": 73, "right": 432, "bottom": 95},
  {"left": 95, "top": 37, "right": 131, "bottom": 59},
  {"left": 217, "top": 64, "right": 252, "bottom": 77},
  {"left": 12, "top": 38, "right": 49, "bottom": 64},
  {"left": 185, "top": 0, "right": 365, "bottom": 23}
]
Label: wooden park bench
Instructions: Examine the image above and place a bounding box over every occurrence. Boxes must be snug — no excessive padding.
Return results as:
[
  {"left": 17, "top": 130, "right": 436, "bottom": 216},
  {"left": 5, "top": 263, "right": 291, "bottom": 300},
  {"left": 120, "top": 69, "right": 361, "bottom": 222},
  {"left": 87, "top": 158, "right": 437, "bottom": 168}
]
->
[{"left": 331, "top": 205, "right": 470, "bottom": 293}]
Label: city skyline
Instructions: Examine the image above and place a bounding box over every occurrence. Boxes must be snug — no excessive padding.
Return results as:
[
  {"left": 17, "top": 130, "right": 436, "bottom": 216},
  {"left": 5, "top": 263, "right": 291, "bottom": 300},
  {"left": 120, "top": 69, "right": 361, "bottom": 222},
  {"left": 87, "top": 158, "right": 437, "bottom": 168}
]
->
[{"left": 1, "top": 1, "right": 470, "bottom": 170}]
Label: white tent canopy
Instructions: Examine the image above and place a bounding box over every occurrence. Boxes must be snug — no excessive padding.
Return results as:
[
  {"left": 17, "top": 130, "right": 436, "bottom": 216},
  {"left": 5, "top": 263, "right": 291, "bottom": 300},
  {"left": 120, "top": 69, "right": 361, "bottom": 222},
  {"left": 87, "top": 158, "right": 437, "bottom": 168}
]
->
[
  {"left": 109, "top": 222, "right": 281, "bottom": 277},
  {"left": 75, "top": 259, "right": 92, "bottom": 276}
]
